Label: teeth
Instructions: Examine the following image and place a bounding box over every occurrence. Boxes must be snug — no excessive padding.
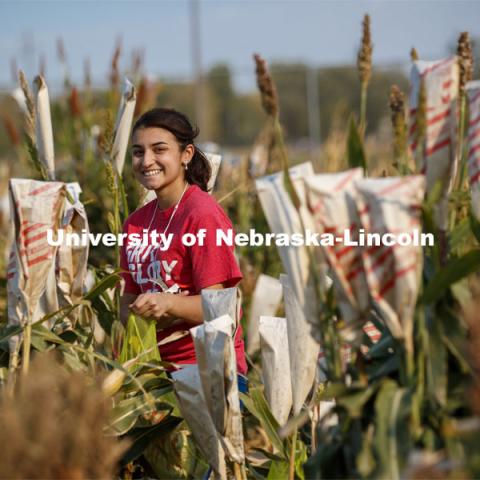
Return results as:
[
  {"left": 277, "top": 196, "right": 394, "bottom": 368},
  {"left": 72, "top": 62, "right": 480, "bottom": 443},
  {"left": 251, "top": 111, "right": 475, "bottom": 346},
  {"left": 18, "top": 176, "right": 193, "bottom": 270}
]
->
[{"left": 143, "top": 169, "right": 162, "bottom": 177}]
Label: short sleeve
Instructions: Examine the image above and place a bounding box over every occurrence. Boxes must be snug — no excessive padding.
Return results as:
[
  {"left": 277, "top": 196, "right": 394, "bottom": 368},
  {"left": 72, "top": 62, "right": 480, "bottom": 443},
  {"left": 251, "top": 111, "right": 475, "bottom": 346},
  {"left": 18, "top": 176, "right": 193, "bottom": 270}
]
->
[
  {"left": 119, "top": 222, "right": 141, "bottom": 295},
  {"left": 188, "top": 205, "right": 243, "bottom": 292}
]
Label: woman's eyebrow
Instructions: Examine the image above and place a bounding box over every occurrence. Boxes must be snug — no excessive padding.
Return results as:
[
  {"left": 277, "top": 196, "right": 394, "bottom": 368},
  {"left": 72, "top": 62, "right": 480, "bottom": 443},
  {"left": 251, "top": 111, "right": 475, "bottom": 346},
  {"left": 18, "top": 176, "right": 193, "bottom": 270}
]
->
[{"left": 131, "top": 141, "right": 168, "bottom": 148}]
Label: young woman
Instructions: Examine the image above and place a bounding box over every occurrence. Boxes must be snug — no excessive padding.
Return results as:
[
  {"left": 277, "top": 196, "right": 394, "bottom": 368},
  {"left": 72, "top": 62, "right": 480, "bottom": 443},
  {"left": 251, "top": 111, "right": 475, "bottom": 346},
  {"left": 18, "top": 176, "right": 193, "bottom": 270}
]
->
[{"left": 119, "top": 107, "right": 247, "bottom": 380}]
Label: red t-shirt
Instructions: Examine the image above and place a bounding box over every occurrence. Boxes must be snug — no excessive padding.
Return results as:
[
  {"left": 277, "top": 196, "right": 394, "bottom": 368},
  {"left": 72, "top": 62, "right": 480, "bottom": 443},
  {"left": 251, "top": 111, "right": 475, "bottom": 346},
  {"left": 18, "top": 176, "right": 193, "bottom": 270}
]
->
[{"left": 119, "top": 184, "right": 247, "bottom": 374}]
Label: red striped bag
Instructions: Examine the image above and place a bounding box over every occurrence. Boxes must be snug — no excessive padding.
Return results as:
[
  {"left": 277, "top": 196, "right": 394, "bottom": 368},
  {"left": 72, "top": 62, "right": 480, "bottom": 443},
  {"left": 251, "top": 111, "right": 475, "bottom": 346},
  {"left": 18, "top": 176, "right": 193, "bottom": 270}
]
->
[
  {"left": 354, "top": 176, "right": 425, "bottom": 354},
  {"left": 466, "top": 81, "right": 480, "bottom": 220},
  {"left": 409, "top": 57, "right": 459, "bottom": 229}
]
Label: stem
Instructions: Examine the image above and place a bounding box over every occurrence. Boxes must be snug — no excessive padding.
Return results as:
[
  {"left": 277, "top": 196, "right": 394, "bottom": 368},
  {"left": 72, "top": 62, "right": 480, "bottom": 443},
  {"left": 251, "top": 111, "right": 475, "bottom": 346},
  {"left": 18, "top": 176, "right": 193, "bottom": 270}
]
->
[
  {"left": 22, "top": 322, "right": 32, "bottom": 376},
  {"left": 455, "top": 93, "right": 468, "bottom": 192},
  {"left": 311, "top": 404, "right": 319, "bottom": 452},
  {"left": 233, "top": 462, "right": 246, "bottom": 480},
  {"left": 113, "top": 174, "right": 121, "bottom": 321},
  {"left": 289, "top": 428, "right": 298, "bottom": 480},
  {"left": 118, "top": 174, "right": 129, "bottom": 219},
  {"left": 7, "top": 340, "right": 20, "bottom": 397},
  {"left": 360, "top": 83, "right": 368, "bottom": 138}
]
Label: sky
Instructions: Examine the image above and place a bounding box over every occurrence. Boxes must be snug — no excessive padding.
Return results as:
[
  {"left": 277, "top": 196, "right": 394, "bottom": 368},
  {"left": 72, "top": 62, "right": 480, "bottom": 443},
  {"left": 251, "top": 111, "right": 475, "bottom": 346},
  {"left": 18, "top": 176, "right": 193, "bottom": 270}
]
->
[{"left": 1, "top": 0, "right": 479, "bottom": 93}]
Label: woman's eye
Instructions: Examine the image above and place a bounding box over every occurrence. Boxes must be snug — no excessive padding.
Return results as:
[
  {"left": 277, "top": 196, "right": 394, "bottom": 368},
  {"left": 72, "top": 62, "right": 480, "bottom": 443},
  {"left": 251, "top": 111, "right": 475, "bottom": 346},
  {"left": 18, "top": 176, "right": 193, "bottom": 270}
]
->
[
  {"left": 133, "top": 150, "right": 143, "bottom": 157},
  {"left": 153, "top": 148, "right": 165, "bottom": 154}
]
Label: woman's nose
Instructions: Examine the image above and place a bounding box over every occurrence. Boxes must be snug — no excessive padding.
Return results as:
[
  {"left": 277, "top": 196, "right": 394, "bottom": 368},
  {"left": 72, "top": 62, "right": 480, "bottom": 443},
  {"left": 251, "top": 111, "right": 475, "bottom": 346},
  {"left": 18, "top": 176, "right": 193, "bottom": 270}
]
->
[{"left": 141, "top": 149, "right": 156, "bottom": 168}]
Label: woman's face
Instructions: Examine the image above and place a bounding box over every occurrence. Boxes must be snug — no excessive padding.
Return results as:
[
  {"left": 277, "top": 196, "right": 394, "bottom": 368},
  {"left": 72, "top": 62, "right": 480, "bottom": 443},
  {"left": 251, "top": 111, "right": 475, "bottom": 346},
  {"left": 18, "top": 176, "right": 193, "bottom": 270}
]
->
[{"left": 131, "top": 127, "right": 192, "bottom": 192}]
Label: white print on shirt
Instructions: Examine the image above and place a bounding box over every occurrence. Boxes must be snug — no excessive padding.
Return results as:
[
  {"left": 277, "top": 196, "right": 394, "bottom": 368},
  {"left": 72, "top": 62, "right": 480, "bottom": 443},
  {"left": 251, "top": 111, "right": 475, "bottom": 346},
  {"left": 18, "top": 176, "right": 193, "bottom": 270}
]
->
[{"left": 126, "top": 242, "right": 179, "bottom": 293}]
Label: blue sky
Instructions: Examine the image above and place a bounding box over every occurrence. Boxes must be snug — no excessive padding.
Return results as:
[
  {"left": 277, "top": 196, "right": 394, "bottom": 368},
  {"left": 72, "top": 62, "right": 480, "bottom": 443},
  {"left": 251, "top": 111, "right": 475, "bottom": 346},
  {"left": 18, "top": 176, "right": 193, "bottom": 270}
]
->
[{"left": 1, "top": 0, "right": 479, "bottom": 92}]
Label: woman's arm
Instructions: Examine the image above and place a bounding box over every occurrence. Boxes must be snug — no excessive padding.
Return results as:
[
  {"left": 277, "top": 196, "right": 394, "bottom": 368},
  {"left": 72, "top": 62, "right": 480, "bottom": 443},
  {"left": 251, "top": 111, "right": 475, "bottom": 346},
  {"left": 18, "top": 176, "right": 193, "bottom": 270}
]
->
[{"left": 128, "top": 283, "right": 224, "bottom": 328}]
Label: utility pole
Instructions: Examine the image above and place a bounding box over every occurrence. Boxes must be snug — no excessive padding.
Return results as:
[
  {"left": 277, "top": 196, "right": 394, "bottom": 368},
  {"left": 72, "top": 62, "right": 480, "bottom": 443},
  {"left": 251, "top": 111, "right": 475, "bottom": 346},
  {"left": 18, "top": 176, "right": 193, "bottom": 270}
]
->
[{"left": 190, "top": 0, "right": 207, "bottom": 139}]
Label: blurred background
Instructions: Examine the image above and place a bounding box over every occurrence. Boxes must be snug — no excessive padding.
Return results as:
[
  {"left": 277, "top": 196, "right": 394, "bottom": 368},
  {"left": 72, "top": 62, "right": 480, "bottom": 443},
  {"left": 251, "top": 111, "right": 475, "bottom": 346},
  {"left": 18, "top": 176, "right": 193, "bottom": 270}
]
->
[
  {"left": 1, "top": 0, "right": 480, "bottom": 309},
  {"left": 1, "top": 0, "right": 480, "bottom": 151}
]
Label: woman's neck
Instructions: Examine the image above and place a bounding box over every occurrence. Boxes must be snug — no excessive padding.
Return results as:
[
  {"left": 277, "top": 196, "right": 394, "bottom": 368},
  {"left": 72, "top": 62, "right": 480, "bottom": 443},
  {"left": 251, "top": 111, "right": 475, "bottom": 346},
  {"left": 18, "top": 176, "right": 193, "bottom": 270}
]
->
[{"left": 155, "top": 178, "right": 189, "bottom": 210}]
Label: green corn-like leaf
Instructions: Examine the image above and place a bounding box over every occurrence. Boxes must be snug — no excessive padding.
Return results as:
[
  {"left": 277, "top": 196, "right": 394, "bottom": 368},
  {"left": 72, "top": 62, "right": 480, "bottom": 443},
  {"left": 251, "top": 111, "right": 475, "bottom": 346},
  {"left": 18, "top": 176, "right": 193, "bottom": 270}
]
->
[
  {"left": 422, "top": 249, "right": 480, "bottom": 303},
  {"left": 425, "top": 310, "right": 447, "bottom": 406},
  {"left": 356, "top": 426, "right": 376, "bottom": 477},
  {"left": 119, "top": 313, "right": 161, "bottom": 368},
  {"left": 84, "top": 270, "right": 121, "bottom": 301},
  {"left": 120, "top": 416, "right": 183, "bottom": 465},
  {"left": 469, "top": 210, "right": 480, "bottom": 244},
  {"left": 117, "top": 173, "right": 129, "bottom": 219},
  {"left": 373, "top": 380, "right": 412, "bottom": 480},
  {"left": 337, "top": 384, "right": 379, "bottom": 418},
  {"left": 240, "top": 388, "right": 288, "bottom": 459},
  {"left": 267, "top": 460, "right": 289, "bottom": 480}
]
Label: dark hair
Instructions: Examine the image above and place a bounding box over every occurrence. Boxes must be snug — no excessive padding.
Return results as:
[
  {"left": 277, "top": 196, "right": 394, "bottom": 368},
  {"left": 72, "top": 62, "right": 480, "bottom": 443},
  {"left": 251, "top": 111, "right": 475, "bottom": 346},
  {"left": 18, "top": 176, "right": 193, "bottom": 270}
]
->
[{"left": 132, "top": 108, "right": 211, "bottom": 191}]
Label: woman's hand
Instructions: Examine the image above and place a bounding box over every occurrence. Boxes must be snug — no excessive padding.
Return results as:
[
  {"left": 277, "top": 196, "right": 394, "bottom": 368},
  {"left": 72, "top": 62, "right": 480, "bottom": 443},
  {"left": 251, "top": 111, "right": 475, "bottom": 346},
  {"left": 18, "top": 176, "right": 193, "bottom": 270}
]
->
[{"left": 129, "top": 292, "right": 175, "bottom": 328}]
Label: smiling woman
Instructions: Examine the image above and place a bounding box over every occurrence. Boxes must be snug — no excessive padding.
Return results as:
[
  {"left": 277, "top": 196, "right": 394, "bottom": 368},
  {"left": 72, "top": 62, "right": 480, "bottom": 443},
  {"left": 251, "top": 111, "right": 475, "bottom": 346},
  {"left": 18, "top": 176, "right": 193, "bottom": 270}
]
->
[{"left": 119, "top": 108, "right": 247, "bottom": 376}]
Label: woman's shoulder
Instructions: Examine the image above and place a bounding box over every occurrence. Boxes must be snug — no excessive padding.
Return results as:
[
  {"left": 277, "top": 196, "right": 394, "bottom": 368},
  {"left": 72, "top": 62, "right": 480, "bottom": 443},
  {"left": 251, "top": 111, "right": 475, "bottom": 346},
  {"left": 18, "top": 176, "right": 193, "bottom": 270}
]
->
[{"left": 184, "top": 185, "right": 228, "bottom": 217}]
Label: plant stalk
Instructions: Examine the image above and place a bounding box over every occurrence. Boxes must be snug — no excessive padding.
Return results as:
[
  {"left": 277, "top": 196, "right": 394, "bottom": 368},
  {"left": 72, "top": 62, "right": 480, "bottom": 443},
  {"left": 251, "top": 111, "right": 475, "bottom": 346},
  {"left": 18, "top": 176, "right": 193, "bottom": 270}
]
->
[
  {"left": 360, "top": 83, "right": 368, "bottom": 138},
  {"left": 22, "top": 321, "right": 32, "bottom": 376},
  {"left": 455, "top": 93, "right": 468, "bottom": 192},
  {"left": 289, "top": 428, "right": 298, "bottom": 480}
]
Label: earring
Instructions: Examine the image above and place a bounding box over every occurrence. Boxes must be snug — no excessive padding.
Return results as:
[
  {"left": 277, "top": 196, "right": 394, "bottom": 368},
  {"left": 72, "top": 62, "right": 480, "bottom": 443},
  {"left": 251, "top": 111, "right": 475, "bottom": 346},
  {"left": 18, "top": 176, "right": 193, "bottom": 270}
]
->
[{"left": 184, "top": 163, "right": 189, "bottom": 171}]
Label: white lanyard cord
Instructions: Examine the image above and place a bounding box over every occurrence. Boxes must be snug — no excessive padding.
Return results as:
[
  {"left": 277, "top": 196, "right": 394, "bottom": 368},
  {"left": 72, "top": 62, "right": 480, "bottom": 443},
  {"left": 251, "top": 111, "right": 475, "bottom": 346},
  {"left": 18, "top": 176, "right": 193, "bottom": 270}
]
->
[{"left": 134, "top": 182, "right": 190, "bottom": 294}]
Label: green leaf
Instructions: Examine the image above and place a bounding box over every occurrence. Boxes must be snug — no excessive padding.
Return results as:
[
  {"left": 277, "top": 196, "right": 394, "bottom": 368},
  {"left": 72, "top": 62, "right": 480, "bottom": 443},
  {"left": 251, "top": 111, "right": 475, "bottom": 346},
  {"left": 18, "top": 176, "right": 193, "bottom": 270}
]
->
[
  {"left": 366, "top": 354, "right": 400, "bottom": 382},
  {"left": 107, "top": 392, "right": 172, "bottom": 436},
  {"left": 336, "top": 384, "right": 379, "bottom": 418},
  {"left": 425, "top": 179, "right": 443, "bottom": 208},
  {"left": 120, "top": 416, "right": 183, "bottom": 465},
  {"left": 267, "top": 460, "right": 289, "bottom": 480},
  {"left": 346, "top": 115, "right": 367, "bottom": 171},
  {"left": 240, "top": 388, "right": 288, "bottom": 459},
  {"left": 449, "top": 217, "right": 472, "bottom": 254},
  {"left": 118, "top": 174, "right": 130, "bottom": 218},
  {"left": 356, "top": 427, "right": 376, "bottom": 477},
  {"left": 422, "top": 249, "right": 480, "bottom": 303},
  {"left": 0, "top": 324, "right": 23, "bottom": 344},
  {"left": 84, "top": 271, "right": 121, "bottom": 301},
  {"left": 469, "top": 210, "right": 480, "bottom": 244},
  {"left": 373, "top": 380, "right": 411, "bottom": 480},
  {"left": 295, "top": 439, "right": 308, "bottom": 480},
  {"left": 425, "top": 310, "right": 447, "bottom": 406}
]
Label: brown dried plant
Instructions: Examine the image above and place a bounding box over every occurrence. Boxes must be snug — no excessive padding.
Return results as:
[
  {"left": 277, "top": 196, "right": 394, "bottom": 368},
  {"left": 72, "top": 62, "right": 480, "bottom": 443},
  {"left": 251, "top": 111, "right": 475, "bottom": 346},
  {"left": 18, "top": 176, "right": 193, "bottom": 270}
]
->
[
  {"left": 415, "top": 78, "right": 427, "bottom": 160},
  {"left": 18, "top": 69, "right": 35, "bottom": 138},
  {"left": 83, "top": 58, "right": 92, "bottom": 90},
  {"left": 357, "top": 14, "right": 373, "bottom": 88},
  {"left": 389, "top": 85, "right": 408, "bottom": 165},
  {"left": 253, "top": 53, "right": 279, "bottom": 118},
  {"left": 0, "top": 354, "right": 129, "bottom": 479},
  {"left": 56, "top": 37, "right": 66, "bottom": 63},
  {"left": 97, "top": 110, "right": 115, "bottom": 157},
  {"left": 457, "top": 32, "right": 473, "bottom": 96},
  {"left": 69, "top": 86, "right": 82, "bottom": 117},
  {"left": 109, "top": 38, "right": 122, "bottom": 90},
  {"left": 410, "top": 47, "right": 419, "bottom": 62},
  {"left": 2, "top": 114, "right": 21, "bottom": 147}
]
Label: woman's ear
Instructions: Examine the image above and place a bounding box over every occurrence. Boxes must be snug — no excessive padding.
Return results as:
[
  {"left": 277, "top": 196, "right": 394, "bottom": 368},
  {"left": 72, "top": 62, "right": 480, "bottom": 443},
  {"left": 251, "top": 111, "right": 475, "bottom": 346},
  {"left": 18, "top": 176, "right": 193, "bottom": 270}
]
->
[{"left": 182, "top": 144, "right": 195, "bottom": 164}]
